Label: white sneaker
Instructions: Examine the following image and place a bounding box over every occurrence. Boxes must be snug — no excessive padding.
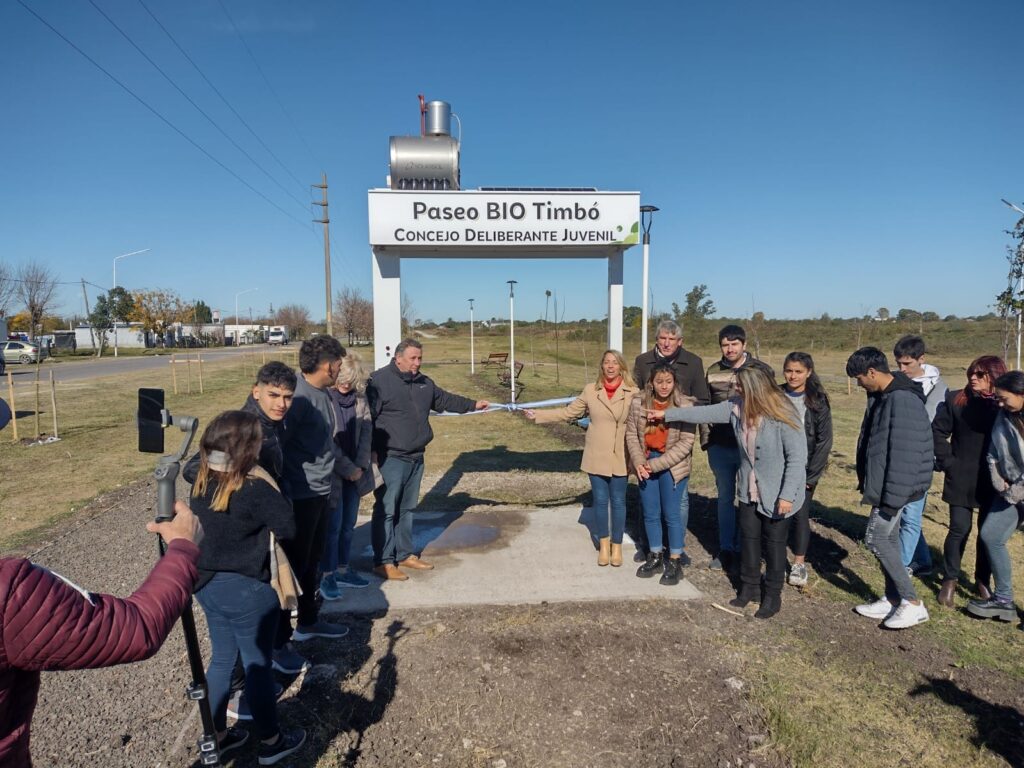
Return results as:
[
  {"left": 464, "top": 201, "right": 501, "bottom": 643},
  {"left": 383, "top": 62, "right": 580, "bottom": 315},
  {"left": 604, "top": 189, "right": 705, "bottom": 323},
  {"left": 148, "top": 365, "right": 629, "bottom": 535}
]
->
[
  {"left": 855, "top": 597, "right": 898, "bottom": 619},
  {"left": 883, "top": 600, "right": 929, "bottom": 630}
]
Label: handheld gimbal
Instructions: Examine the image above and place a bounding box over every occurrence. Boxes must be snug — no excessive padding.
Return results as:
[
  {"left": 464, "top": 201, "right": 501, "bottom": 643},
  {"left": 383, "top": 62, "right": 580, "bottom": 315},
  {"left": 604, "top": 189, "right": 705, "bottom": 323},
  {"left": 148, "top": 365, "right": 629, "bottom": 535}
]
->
[{"left": 138, "top": 389, "right": 221, "bottom": 766}]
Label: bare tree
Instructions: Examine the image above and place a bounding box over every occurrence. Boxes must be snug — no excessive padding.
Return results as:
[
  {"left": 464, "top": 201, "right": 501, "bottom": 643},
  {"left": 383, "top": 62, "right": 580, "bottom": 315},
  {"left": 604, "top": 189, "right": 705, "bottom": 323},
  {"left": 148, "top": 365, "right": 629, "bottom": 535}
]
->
[
  {"left": 16, "top": 262, "right": 59, "bottom": 339},
  {"left": 334, "top": 286, "right": 373, "bottom": 339},
  {"left": 276, "top": 304, "right": 311, "bottom": 340},
  {"left": 0, "top": 262, "right": 17, "bottom": 318},
  {"left": 401, "top": 292, "right": 415, "bottom": 335}
]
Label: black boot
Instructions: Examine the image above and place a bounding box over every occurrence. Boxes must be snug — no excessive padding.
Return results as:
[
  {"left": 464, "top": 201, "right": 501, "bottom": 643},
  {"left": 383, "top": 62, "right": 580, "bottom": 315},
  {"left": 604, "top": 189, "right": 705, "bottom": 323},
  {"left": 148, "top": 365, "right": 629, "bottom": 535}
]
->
[
  {"left": 755, "top": 592, "right": 782, "bottom": 619},
  {"left": 729, "top": 584, "right": 760, "bottom": 608},
  {"left": 636, "top": 551, "right": 664, "bottom": 578},
  {"left": 660, "top": 556, "right": 682, "bottom": 586}
]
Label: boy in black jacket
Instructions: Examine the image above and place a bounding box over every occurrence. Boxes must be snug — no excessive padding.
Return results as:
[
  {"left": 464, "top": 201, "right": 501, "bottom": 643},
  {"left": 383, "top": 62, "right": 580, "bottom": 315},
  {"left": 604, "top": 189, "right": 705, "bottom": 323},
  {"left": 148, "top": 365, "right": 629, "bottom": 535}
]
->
[{"left": 846, "top": 347, "right": 933, "bottom": 630}]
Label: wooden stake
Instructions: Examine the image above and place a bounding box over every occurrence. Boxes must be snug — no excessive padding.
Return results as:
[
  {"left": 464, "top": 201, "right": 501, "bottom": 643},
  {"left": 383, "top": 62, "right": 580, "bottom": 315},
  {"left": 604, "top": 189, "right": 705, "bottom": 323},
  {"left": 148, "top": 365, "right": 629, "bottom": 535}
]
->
[
  {"left": 171, "top": 354, "right": 178, "bottom": 395},
  {"left": 49, "top": 370, "right": 58, "bottom": 439},
  {"left": 262, "top": 351, "right": 267, "bottom": 366},
  {"left": 6, "top": 372, "right": 17, "bottom": 442},
  {"left": 197, "top": 352, "right": 204, "bottom": 394},
  {"left": 186, "top": 355, "right": 192, "bottom": 394}
]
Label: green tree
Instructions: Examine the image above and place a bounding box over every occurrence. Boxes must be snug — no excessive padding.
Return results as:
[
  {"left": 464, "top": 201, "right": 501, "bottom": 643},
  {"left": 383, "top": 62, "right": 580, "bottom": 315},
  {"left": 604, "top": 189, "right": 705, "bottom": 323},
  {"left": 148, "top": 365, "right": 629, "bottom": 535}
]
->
[
  {"left": 877, "top": 307, "right": 890, "bottom": 321},
  {"left": 623, "top": 305, "right": 642, "bottom": 328},
  {"left": 192, "top": 299, "right": 213, "bottom": 323},
  {"left": 676, "top": 284, "right": 716, "bottom": 323},
  {"left": 996, "top": 211, "right": 1024, "bottom": 360},
  {"left": 897, "top": 308, "right": 921, "bottom": 322},
  {"left": 89, "top": 287, "right": 135, "bottom": 357},
  {"left": 921, "top": 311, "right": 940, "bottom": 322}
]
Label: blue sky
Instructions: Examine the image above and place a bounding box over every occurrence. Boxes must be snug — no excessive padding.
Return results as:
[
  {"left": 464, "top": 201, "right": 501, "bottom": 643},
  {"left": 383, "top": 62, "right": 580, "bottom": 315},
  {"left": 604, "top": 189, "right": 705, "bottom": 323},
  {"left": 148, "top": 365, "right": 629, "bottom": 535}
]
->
[{"left": 1, "top": 0, "right": 1022, "bottom": 327}]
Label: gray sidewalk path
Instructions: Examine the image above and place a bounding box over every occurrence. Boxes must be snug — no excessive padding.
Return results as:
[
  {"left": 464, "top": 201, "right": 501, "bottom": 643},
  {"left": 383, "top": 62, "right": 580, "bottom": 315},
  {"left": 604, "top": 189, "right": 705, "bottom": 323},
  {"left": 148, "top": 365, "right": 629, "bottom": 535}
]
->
[{"left": 324, "top": 505, "right": 702, "bottom": 613}]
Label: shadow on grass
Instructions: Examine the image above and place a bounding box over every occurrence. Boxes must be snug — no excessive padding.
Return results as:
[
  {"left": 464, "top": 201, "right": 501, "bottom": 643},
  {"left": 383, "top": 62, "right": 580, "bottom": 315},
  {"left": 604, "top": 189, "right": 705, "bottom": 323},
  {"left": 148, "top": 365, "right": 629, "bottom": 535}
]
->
[
  {"left": 909, "top": 677, "right": 1024, "bottom": 766},
  {"left": 419, "top": 445, "right": 589, "bottom": 512}
]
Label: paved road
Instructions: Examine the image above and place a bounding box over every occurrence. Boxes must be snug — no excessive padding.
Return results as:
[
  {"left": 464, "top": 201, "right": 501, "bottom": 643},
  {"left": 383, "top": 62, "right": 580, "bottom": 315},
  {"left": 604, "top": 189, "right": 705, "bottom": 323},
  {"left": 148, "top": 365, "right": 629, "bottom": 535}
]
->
[{"left": 3, "top": 345, "right": 273, "bottom": 390}]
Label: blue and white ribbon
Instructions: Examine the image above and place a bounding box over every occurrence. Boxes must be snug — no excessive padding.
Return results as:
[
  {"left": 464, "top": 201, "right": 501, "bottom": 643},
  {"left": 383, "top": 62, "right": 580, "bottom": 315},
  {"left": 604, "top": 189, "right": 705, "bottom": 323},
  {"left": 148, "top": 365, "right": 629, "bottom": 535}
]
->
[{"left": 434, "top": 396, "right": 577, "bottom": 416}]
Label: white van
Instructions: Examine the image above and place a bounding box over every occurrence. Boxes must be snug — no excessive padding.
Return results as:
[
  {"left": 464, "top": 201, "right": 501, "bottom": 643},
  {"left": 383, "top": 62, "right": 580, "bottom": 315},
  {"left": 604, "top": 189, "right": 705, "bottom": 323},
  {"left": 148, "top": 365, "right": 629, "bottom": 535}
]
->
[{"left": 268, "top": 327, "right": 289, "bottom": 345}]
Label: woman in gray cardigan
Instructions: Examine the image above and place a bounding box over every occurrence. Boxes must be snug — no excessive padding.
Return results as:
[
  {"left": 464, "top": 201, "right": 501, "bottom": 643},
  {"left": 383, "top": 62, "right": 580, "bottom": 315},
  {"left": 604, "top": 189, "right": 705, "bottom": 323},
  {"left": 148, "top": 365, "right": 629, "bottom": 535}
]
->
[{"left": 649, "top": 365, "right": 807, "bottom": 618}]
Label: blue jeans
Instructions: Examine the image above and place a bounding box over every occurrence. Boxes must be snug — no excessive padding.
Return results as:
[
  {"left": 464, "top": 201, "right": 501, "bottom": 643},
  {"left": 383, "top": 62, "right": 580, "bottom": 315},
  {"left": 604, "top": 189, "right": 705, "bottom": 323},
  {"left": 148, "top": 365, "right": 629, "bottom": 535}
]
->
[
  {"left": 322, "top": 479, "right": 361, "bottom": 573},
  {"left": 898, "top": 495, "right": 932, "bottom": 569},
  {"left": 372, "top": 456, "right": 424, "bottom": 565},
  {"left": 979, "top": 497, "right": 1021, "bottom": 602},
  {"left": 196, "top": 572, "right": 280, "bottom": 739},
  {"left": 638, "top": 451, "right": 687, "bottom": 555},
  {"left": 589, "top": 474, "right": 627, "bottom": 543},
  {"left": 707, "top": 443, "right": 741, "bottom": 553}
]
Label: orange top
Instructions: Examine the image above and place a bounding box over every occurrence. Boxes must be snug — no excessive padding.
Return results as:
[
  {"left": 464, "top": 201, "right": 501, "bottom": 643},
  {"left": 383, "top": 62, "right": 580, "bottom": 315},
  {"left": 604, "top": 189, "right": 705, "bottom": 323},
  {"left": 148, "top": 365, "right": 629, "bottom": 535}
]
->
[{"left": 644, "top": 397, "right": 671, "bottom": 454}]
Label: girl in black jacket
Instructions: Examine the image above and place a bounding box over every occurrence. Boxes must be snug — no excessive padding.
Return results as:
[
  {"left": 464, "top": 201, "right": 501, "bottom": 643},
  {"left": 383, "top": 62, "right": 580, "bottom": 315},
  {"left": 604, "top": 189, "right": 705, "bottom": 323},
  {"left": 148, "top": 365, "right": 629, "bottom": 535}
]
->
[
  {"left": 781, "top": 352, "right": 833, "bottom": 586},
  {"left": 192, "top": 410, "right": 305, "bottom": 763},
  {"left": 932, "top": 355, "right": 1006, "bottom": 607}
]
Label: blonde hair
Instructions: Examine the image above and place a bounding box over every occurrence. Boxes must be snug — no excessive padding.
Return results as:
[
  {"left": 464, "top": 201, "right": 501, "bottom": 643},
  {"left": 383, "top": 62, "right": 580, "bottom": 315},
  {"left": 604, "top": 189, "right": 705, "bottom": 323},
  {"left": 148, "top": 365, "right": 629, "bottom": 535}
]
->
[
  {"left": 336, "top": 351, "right": 369, "bottom": 393},
  {"left": 734, "top": 366, "right": 800, "bottom": 431},
  {"left": 594, "top": 349, "right": 636, "bottom": 389}
]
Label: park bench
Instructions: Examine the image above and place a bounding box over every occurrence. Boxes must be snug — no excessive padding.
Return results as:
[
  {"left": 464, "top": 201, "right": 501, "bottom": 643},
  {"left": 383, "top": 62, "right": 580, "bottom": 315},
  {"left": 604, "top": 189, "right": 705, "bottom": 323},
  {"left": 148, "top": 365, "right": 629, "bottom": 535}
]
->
[
  {"left": 497, "top": 361, "right": 525, "bottom": 399},
  {"left": 484, "top": 351, "right": 509, "bottom": 368}
]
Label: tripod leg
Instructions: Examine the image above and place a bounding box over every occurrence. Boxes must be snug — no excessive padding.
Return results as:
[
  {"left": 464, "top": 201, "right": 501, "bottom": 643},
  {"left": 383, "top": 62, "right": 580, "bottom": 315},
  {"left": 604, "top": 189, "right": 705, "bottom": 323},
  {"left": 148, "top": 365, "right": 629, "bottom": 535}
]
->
[{"left": 158, "top": 538, "right": 221, "bottom": 766}]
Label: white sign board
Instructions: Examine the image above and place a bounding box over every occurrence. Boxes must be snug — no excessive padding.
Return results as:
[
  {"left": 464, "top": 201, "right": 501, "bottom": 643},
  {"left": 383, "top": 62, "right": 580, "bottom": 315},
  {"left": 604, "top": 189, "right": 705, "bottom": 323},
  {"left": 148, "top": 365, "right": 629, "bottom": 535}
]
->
[{"left": 368, "top": 190, "right": 640, "bottom": 250}]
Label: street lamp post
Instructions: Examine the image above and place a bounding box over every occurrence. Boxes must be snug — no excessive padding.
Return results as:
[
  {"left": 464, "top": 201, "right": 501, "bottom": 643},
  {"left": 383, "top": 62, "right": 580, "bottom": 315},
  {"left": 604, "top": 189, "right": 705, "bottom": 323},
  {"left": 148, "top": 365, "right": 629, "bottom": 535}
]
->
[
  {"left": 1003, "top": 199, "right": 1024, "bottom": 370},
  {"left": 234, "top": 288, "right": 258, "bottom": 347},
  {"left": 468, "top": 298, "right": 475, "bottom": 375},
  {"left": 507, "top": 281, "right": 518, "bottom": 402},
  {"left": 112, "top": 248, "right": 150, "bottom": 358},
  {"left": 640, "top": 205, "right": 659, "bottom": 354}
]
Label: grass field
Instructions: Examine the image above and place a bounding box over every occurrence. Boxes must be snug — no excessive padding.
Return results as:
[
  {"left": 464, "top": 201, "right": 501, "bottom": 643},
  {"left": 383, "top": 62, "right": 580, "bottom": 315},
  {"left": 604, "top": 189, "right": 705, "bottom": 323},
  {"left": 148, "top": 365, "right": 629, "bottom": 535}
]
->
[{"left": 3, "top": 328, "right": 1022, "bottom": 766}]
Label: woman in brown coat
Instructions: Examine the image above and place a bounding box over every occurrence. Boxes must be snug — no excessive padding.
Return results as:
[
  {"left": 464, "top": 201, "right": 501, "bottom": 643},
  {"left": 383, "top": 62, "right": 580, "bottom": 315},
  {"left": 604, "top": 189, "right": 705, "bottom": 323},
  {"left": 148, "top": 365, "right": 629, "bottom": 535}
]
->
[
  {"left": 626, "top": 364, "right": 696, "bottom": 585},
  {"left": 525, "top": 350, "right": 638, "bottom": 566}
]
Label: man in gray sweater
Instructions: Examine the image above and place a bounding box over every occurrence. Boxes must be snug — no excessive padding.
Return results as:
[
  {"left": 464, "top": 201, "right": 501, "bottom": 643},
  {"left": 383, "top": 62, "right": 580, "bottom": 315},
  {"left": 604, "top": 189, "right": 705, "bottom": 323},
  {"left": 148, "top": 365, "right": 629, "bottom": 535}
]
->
[{"left": 275, "top": 335, "right": 348, "bottom": 673}]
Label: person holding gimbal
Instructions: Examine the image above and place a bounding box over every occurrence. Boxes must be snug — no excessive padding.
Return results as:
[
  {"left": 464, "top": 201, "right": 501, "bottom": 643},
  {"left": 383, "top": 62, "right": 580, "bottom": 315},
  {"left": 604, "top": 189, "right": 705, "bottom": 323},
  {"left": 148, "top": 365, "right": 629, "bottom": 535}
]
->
[{"left": 0, "top": 501, "right": 201, "bottom": 767}]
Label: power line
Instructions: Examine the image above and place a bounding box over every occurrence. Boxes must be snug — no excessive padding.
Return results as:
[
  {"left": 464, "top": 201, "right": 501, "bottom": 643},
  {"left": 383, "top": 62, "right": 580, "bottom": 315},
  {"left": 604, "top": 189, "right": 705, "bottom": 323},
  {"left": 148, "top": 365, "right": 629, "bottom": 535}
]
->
[
  {"left": 16, "top": 0, "right": 312, "bottom": 232},
  {"left": 85, "top": 0, "right": 311, "bottom": 216},
  {"left": 216, "top": 0, "right": 321, "bottom": 169},
  {"left": 134, "top": 0, "right": 309, "bottom": 197}
]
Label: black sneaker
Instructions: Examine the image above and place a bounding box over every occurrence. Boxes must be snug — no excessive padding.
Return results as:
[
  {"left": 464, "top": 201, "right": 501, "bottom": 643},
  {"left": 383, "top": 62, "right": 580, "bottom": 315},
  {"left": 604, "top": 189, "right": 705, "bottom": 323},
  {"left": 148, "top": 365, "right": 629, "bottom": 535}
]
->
[
  {"left": 966, "top": 598, "right": 1017, "bottom": 622},
  {"left": 219, "top": 727, "right": 249, "bottom": 757},
  {"left": 660, "top": 557, "right": 682, "bottom": 586},
  {"left": 258, "top": 727, "right": 306, "bottom": 766},
  {"left": 633, "top": 549, "right": 647, "bottom": 563},
  {"left": 678, "top": 551, "right": 691, "bottom": 567},
  {"left": 636, "top": 551, "right": 664, "bottom": 578}
]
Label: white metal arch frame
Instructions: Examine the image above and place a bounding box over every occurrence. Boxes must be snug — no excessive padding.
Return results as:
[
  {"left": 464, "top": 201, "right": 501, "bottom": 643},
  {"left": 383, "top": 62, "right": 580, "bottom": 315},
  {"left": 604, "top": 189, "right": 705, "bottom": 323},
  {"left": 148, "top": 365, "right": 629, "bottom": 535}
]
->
[{"left": 368, "top": 189, "right": 640, "bottom": 372}]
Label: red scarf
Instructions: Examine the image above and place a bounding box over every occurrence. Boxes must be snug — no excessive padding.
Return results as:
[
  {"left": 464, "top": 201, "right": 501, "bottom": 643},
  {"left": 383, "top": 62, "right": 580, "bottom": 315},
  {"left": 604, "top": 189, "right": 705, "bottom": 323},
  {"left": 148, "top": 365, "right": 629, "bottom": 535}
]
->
[{"left": 603, "top": 377, "right": 622, "bottom": 400}]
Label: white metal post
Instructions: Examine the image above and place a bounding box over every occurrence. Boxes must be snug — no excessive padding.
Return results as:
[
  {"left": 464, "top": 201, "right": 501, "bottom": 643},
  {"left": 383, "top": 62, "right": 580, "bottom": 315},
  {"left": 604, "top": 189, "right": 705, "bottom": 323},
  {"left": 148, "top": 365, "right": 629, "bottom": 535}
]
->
[
  {"left": 607, "top": 251, "right": 624, "bottom": 353},
  {"left": 508, "top": 281, "right": 517, "bottom": 402},
  {"left": 641, "top": 238, "right": 650, "bottom": 354},
  {"left": 234, "top": 288, "right": 257, "bottom": 347},
  {"left": 469, "top": 298, "right": 475, "bottom": 375},
  {"left": 112, "top": 248, "right": 149, "bottom": 358},
  {"left": 372, "top": 248, "right": 402, "bottom": 370}
]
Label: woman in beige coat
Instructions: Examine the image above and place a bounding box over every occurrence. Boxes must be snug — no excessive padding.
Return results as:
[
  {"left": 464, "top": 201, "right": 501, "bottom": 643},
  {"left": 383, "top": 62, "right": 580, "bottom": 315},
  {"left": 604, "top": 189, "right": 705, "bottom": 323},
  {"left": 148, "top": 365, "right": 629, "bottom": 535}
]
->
[
  {"left": 626, "top": 364, "right": 696, "bottom": 586},
  {"left": 525, "top": 350, "right": 638, "bottom": 566}
]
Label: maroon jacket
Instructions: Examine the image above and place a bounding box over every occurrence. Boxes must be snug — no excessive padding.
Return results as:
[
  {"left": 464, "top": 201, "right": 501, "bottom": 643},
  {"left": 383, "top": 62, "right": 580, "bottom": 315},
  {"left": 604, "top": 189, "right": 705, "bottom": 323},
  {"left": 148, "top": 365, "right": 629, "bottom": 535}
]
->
[{"left": 0, "top": 539, "right": 199, "bottom": 767}]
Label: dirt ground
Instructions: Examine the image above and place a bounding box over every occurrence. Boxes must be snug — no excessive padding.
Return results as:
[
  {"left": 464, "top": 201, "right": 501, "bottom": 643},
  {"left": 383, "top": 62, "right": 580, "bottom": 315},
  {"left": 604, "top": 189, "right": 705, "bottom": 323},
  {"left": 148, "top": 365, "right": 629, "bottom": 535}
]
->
[{"left": 21, "top": 468, "right": 1024, "bottom": 768}]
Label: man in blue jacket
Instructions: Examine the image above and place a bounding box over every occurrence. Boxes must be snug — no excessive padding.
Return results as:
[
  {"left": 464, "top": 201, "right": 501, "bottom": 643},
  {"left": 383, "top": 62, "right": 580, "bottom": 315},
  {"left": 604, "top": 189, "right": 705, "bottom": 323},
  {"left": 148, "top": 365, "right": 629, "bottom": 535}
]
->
[
  {"left": 846, "top": 347, "right": 934, "bottom": 630},
  {"left": 367, "top": 338, "right": 488, "bottom": 580}
]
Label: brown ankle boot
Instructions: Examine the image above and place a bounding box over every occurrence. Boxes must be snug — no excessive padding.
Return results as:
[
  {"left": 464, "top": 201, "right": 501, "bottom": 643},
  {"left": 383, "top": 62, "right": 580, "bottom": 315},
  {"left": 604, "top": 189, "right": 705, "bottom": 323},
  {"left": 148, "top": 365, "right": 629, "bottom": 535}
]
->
[
  {"left": 976, "top": 581, "right": 992, "bottom": 601},
  {"left": 598, "top": 537, "right": 611, "bottom": 566},
  {"left": 610, "top": 543, "right": 623, "bottom": 567},
  {"left": 938, "top": 578, "right": 956, "bottom": 608}
]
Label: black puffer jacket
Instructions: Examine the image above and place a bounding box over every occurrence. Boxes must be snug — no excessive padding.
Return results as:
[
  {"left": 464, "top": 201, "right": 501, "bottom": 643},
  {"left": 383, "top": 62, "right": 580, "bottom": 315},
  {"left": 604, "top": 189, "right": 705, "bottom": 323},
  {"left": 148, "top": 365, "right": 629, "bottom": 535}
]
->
[
  {"left": 804, "top": 399, "right": 833, "bottom": 488},
  {"left": 367, "top": 359, "right": 476, "bottom": 461},
  {"left": 855, "top": 372, "right": 934, "bottom": 514},
  {"left": 182, "top": 394, "right": 285, "bottom": 487},
  {"left": 932, "top": 388, "right": 999, "bottom": 509}
]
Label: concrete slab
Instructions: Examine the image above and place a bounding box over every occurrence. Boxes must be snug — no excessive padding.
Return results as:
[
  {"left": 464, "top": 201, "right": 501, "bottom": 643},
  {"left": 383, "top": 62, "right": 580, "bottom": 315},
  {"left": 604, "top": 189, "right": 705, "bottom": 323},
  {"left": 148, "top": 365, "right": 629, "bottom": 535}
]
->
[{"left": 321, "top": 505, "right": 702, "bottom": 614}]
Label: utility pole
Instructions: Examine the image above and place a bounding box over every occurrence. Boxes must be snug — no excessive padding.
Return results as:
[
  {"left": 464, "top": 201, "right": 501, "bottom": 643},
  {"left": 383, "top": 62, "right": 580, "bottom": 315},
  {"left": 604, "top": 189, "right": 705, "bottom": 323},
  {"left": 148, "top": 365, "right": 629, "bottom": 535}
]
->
[
  {"left": 312, "top": 173, "right": 333, "bottom": 337},
  {"left": 80, "top": 278, "right": 96, "bottom": 351}
]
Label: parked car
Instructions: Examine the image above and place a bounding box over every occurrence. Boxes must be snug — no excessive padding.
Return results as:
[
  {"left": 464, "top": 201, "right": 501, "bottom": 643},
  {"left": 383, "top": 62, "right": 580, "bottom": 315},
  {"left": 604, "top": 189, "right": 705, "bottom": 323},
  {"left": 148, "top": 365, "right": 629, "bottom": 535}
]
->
[{"left": 1, "top": 340, "right": 49, "bottom": 364}]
